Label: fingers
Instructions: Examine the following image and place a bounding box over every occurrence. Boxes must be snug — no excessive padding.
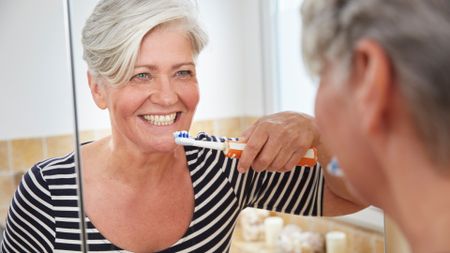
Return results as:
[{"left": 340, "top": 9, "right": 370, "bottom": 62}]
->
[
  {"left": 251, "top": 137, "right": 283, "bottom": 172},
  {"left": 236, "top": 111, "right": 319, "bottom": 174},
  {"left": 284, "top": 149, "right": 308, "bottom": 171},
  {"left": 237, "top": 128, "right": 268, "bottom": 173}
]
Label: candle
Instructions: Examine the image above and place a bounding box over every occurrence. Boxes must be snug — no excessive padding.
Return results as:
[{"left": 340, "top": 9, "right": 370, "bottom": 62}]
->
[
  {"left": 264, "top": 216, "right": 284, "bottom": 247},
  {"left": 326, "top": 231, "right": 347, "bottom": 253}
]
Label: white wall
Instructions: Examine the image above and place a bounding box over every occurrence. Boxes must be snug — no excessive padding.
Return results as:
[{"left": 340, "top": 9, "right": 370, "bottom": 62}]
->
[
  {"left": 0, "top": 0, "right": 266, "bottom": 139},
  {"left": 0, "top": 0, "right": 74, "bottom": 140},
  {"left": 277, "top": 0, "right": 317, "bottom": 116}
]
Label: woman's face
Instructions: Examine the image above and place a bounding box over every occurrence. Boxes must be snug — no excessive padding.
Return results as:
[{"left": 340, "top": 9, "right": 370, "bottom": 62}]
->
[
  {"left": 314, "top": 63, "right": 385, "bottom": 204},
  {"left": 98, "top": 25, "right": 199, "bottom": 153}
]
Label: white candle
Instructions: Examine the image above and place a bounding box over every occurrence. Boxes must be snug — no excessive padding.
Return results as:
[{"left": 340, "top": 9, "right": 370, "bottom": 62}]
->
[
  {"left": 264, "top": 216, "right": 284, "bottom": 247},
  {"left": 326, "top": 231, "right": 347, "bottom": 253}
]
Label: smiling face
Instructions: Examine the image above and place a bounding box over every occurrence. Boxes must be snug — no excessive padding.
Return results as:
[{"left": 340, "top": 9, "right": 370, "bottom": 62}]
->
[{"left": 90, "top": 24, "right": 199, "bottom": 153}]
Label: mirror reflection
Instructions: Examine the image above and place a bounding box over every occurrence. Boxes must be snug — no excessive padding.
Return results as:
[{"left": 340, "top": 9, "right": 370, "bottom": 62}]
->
[{"left": 1, "top": 0, "right": 390, "bottom": 253}]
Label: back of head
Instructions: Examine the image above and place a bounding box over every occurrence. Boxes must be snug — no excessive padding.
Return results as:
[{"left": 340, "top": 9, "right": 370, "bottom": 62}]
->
[
  {"left": 82, "top": 0, "right": 208, "bottom": 86},
  {"left": 302, "top": 0, "right": 450, "bottom": 168}
]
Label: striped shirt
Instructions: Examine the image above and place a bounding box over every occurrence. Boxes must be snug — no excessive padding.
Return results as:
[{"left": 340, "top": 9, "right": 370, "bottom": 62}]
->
[{"left": 1, "top": 133, "right": 324, "bottom": 252}]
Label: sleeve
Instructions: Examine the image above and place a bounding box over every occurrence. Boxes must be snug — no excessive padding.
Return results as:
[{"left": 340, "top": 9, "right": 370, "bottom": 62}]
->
[
  {"left": 1, "top": 165, "right": 55, "bottom": 253},
  {"left": 198, "top": 134, "right": 324, "bottom": 216}
]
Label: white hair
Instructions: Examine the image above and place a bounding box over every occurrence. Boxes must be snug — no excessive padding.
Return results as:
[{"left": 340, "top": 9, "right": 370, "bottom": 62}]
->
[
  {"left": 82, "top": 0, "right": 208, "bottom": 86},
  {"left": 302, "top": 0, "right": 450, "bottom": 166}
]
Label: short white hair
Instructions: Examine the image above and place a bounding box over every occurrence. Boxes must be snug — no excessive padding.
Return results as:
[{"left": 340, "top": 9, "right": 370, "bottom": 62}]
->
[
  {"left": 302, "top": 0, "right": 450, "bottom": 166},
  {"left": 82, "top": 0, "right": 208, "bottom": 86}
]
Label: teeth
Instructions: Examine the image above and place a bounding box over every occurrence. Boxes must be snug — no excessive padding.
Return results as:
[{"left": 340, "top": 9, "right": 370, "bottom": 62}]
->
[{"left": 143, "top": 113, "right": 177, "bottom": 126}]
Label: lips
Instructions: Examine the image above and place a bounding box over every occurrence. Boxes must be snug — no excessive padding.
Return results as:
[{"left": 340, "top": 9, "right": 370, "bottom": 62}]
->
[{"left": 140, "top": 112, "right": 178, "bottom": 126}]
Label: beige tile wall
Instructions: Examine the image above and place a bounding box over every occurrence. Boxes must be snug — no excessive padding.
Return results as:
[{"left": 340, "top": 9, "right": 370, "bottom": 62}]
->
[{"left": 0, "top": 116, "right": 258, "bottom": 223}]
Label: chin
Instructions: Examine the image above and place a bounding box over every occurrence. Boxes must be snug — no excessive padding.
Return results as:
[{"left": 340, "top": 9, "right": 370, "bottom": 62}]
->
[{"left": 145, "top": 138, "right": 179, "bottom": 153}]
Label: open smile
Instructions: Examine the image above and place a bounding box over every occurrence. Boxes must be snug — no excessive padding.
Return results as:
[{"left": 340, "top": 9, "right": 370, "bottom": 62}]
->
[{"left": 139, "top": 112, "right": 180, "bottom": 126}]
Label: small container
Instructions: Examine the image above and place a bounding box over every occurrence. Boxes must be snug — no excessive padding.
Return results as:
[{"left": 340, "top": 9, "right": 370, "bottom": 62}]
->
[
  {"left": 326, "top": 231, "right": 347, "bottom": 253},
  {"left": 264, "top": 216, "right": 284, "bottom": 247}
]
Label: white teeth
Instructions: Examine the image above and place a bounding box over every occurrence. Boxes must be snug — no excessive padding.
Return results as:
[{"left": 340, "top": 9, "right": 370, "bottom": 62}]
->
[{"left": 143, "top": 113, "right": 177, "bottom": 126}]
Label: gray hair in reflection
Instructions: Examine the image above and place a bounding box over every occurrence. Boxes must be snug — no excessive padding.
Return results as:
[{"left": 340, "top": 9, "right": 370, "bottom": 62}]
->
[
  {"left": 301, "top": 0, "right": 450, "bottom": 167},
  {"left": 82, "top": 0, "right": 208, "bottom": 86}
]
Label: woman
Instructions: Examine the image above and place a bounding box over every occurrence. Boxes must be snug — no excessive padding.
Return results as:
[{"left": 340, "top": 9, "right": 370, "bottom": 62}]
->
[
  {"left": 302, "top": 0, "right": 450, "bottom": 252},
  {"left": 1, "top": 0, "right": 360, "bottom": 252}
]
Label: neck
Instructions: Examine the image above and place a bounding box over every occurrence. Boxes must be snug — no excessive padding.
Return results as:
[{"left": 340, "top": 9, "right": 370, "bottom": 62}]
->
[
  {"left": 381, "top": 138, "right": 450, "bottom": 253},
  {"left": 100, "top": 136, "right": 186, "bottom": 187}
]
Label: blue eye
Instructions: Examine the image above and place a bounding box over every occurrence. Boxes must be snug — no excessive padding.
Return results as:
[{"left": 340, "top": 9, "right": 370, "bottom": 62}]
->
[
  {"left": 131, "top": 72, "right": 151, "bottom": 81},
  {"left": 175, "top": 70, "right": 192, "bottom": 78}
]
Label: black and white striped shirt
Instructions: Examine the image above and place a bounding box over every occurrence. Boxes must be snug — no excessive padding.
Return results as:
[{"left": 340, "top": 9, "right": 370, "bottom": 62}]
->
[{"left": 1, "top": 133, "right": 324, "bottom": 252}]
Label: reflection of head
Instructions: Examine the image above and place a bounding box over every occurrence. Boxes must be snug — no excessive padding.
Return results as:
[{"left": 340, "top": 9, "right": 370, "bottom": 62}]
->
[
  {"left": 301, "top": 0, "right": 450, "bottom": 166},
  {"left": 82, "top": 0, "right": 208, "bottom": 86}
]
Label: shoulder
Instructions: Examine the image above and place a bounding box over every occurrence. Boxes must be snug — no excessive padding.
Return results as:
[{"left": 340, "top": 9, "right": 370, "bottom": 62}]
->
[
  {"left": 19, "top": 152, "right": 76, "bottom": 197},
  {"left": 33, "top": 152, "right": 76, "bottom": 180}
]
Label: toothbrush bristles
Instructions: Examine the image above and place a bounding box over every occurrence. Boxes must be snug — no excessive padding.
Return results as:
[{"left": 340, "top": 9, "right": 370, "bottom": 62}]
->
[{"left": 173, "top": 130, "right": 191, "bottom": 139}]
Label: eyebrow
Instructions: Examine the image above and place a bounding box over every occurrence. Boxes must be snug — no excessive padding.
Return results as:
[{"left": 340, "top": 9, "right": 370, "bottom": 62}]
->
[{"left": 134, "top": 62, "right": 196, "bottom": 70}]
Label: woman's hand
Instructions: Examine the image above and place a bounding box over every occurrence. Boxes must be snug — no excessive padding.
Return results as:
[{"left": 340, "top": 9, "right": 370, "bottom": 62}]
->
[{"left": 237, "top": 111, "right": 321, "bottom": 173}]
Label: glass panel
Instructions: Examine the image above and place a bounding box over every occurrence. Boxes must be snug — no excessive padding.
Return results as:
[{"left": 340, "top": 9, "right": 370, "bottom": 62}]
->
[
  {"left": 68, "top": 0, "right": 388, "bottom": 252},
  {"left": 0, "top": 0, "right": 81, "bottom": 250}
]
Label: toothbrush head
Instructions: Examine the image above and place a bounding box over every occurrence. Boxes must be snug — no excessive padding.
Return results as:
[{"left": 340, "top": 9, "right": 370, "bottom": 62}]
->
[
  {"left": 327, "top": 157, "right": 344, "bottom": 177},
  {"left": 174, "top": 136, "right": 197, "bottom": 146},
  {"left": 173, "top": 130, "right": 196, "bottom": 146},
  {"left": 173, "top": 130, "right": 226, "bottom": 150},
  {"left": 173, "top": 130, "right": 191, "bottom": 139}
]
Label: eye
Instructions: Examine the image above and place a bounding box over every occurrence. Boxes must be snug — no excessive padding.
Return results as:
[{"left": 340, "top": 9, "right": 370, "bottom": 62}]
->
[
  {"left": 175, "top": 70, "right": 193, "bottom": 79},
  {"left": 131, "top": 72, "right": 151, "bottom": 82}
]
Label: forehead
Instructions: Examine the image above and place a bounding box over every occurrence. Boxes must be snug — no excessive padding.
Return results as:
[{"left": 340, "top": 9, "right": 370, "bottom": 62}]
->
[{"left": 135, "top": 28, "right": 194, "bottom": 68}]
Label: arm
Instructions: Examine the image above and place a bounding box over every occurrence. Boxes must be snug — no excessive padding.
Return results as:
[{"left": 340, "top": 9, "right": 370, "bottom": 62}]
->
[{"left": 238, "top": 111, "right": 366, "bottom": 216}]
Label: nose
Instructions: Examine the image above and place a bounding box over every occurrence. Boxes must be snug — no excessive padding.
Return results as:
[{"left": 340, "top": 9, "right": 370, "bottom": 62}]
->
[{"left": 149, "top": 76, "right": 178, "bottom": 106}]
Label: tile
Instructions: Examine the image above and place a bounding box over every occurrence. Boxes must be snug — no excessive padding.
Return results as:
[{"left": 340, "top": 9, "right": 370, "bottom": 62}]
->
[
  {"left": 0, "top": 206, "right": 9, "bottom": 225},
  {"left": 0, "top": 175, "right": 15, "bottom": 209},
  {"left": 240, "top": 116, "right": 259, "bottom": 131},
  {"left": 13, "top": 171, "right": 25, "bottom": 189},
  {"left": 0, "top": 141, "right": 9, "bottom": 172},
  {"left": 79, "top": 130, "right": 97, "bottom": 143},
  {"left": 11, "top": 138, "right": 44, "bottom": 172},
  {"left": 46, "top": 134, "right": 75, "bottom": 158},
  {"left": 94, "top": 128, "right": 112, "bottom": 140},
  {"left": 213, "top": 117, "right": 241, "bottom": 137},
  {"left": 190, "top": 120, "right": 214, "bottom": 136}
]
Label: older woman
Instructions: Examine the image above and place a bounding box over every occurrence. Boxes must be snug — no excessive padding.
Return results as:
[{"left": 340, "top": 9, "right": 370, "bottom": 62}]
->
[
  {"left": 302, "top": 0, "right": 450, "bottom": 252},
  {"left": 1, "top": 0, "right": 360, "bottom": 252}
]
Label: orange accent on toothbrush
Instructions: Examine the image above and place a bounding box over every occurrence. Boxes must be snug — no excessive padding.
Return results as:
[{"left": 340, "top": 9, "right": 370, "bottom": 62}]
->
[{"left": 224, "top": 141, "right": 318, "bottom": 167}]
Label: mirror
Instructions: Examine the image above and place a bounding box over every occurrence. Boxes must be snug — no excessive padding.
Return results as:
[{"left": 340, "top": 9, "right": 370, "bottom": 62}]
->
[
  {"left": 1, "top": 0, "right": 392, "bottom": 252},
  {"left": 0, "top": 0, "right": 82, "bottom": 251}
]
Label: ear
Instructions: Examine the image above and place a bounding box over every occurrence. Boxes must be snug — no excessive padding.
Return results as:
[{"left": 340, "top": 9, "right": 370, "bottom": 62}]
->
[
  {"left": 87, "top": 72, "right": 108, "bottom": 110},
  {"left": 351, "top": 39, "right": 393, "bottom": 135}
]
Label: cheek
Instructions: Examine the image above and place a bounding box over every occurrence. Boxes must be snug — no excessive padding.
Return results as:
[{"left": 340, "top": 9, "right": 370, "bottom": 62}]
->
[
  {"left": 180, "top": 83, "right": 199, "bottom": 111},
  {"left": 315, "top": 84, "right": 338, "bottom": 144},
  {"left": 107, "top": 87, "right": 147, "bottom": 120}
]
